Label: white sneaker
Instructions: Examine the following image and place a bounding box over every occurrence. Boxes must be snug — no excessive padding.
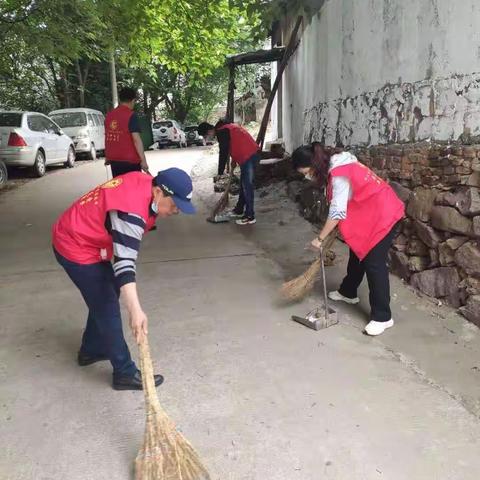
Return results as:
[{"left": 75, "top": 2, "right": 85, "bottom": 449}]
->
[
  {"left": 328, "top": 290, "right": 360, "bottom": 305},
  {"left": 364, "top": 319, "right": 394, "bottom": 336},
  {"left": 236, "top": 216, "right": 256, "bottom": 225}
]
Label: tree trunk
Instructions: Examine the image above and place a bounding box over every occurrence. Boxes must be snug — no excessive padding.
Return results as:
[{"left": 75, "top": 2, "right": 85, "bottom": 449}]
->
[
  {"left": 75, "top": 59, "right": 90, "bottom": 107},
  {"left": 46, "top": 58, "right": 64, "bottom": 106}
]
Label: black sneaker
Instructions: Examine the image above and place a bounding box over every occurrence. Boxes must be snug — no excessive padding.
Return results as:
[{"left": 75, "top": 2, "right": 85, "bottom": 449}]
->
[
  {"left": 227, "top": 209, "right": 244, "bottom": 219},
  {"left": 77, "top": 351, "right": 109, "bottom": 367},
  {"left": 235, "top": 216, "right": 256, "bottom": 225},
  {"left": 112, "top": 370, "right": 164, "bottom": 391}
]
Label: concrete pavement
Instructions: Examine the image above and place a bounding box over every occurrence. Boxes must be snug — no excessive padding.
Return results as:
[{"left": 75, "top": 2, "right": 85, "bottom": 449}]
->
[{"left": 1, "top": 147, "right": 480, "bottom": 480}]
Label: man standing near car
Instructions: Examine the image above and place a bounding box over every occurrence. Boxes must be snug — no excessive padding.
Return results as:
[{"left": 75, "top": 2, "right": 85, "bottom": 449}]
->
[{"left": 105, "top": 87, "right": 149, "bottom": 177}]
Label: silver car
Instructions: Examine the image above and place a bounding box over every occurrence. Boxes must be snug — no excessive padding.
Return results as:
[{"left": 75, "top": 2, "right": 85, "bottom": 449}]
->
[{"left": 0, "top": 111, "right": 76, "bottom": 177}]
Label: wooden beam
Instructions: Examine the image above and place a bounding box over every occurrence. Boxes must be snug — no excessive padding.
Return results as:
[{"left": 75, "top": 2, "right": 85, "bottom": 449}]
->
[
  {"left": 226, "top": 63, "right": 235, "bottom": 123},
  {"left": 226, "top": 47, "right": 286, "bottom": 67},
  {"left": 256, "top": 16, "right": 303, "bottom": 149}
]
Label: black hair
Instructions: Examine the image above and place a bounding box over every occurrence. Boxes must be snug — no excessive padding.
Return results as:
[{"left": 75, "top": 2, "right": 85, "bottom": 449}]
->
[
  {"left": 197, "top": 122, "right": 214, "bottom": 137},
  {"left": 292, "top": 143, "right": 344, "bottom": 186},
  {"left": 119, "top": 87, "right": 138, "bottom": 103},
  {"left": 291, "top": 145, "right": 314, "bottom": 170}
]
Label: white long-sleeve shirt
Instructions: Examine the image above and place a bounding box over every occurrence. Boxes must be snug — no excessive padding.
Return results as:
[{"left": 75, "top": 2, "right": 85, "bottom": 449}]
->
[{"left": 327, "top": 152, "right": 357, "bottom": 220}]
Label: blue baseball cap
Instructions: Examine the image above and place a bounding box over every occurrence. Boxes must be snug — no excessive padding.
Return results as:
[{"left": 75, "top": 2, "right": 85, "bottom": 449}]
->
[{"left": 154, "top": 168, "right": 196, "bottom": 214}]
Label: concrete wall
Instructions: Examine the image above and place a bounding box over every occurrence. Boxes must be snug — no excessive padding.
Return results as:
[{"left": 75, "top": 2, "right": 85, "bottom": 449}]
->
[{"left": 278, "top": 0, "right": 480, "bottom": 151}]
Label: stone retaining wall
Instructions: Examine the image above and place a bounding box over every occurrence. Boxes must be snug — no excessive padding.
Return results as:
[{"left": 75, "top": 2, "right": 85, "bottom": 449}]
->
[{"left": 354, "top": 143, "right": 480, "bottom": 326}]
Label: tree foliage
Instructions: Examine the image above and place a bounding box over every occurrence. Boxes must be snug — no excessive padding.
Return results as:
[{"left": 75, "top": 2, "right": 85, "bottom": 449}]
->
[{"left": 0, "top": 0, "right": 270, "bottom": 119}]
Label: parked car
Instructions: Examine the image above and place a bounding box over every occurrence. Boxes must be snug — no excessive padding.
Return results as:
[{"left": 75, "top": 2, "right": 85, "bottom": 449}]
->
[
  {"left": 0, "top": 160, "right": 7, "bottom": 189},
  {"left": 0, "top": 111, "right": 75, "bottom": 177},
  {"left": 184, "top": 126, "right": 207, "bottom": 146},
  {"left": 152, "top": 120, "right": 186, "bottom": 148},
  {"left": 49, "top": 108, "right": 105, "bottom": 160}
]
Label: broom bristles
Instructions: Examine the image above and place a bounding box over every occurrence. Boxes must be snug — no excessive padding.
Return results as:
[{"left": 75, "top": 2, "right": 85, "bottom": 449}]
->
[
  {"left": 280, "top": 258, "right": 322, "bottom": 302},
  {"left": 211, "top": 177, "right": 232, "bottom": 217},
  {"left": 280, "top": 231, "right": 337, "bottom": 302},
  {"left": 136, "top": 339, "right": 211, "bottom": 480}
]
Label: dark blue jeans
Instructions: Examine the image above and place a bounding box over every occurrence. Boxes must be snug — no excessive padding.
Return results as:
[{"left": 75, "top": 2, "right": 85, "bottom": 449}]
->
[
  {"left": 235, "top": 153, "right": 260, "bottom": 218},
  {"left": 54, "top": 249, "right": 137, "bottom": 377}
]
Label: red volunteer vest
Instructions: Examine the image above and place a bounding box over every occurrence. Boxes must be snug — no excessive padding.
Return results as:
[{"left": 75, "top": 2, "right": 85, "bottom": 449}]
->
[
  {"left": 328, "top": 162, "right": 404, "bottom": 260},
  {"left": 105, "top": 105, "right": 140, "bottom": 163},
  {"left": 52, "top": 172, "right": 156, "bottom": 264},
  {"left": 217, "top": 123, "right": 259, "bottom": 165}
]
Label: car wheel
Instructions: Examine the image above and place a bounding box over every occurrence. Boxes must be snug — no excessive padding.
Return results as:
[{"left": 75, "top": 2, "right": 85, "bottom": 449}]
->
[
  {"left": 0, "top": 161, "right": 7, "bottom": 189},
  {"left": 64, "top": 146, "right": 76, "bottom": 168},
  {"left": 33, "top": 150, "right": 46, "bottom": 177},
  {"left": 87, "top": 143, "right": 97, "bottom": 160}
]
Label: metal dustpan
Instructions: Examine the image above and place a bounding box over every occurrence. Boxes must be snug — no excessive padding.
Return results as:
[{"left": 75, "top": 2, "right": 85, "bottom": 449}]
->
[{"left": 292, "top": 247, "right": 339, "bottom": 330}]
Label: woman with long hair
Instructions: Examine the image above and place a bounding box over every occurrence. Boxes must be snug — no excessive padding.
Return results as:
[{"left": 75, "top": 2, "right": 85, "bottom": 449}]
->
[{"left": 292, "top": 143, "right": 404, "bottom": 336}]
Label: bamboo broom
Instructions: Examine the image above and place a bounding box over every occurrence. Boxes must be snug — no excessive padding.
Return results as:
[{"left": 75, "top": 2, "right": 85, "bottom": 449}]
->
[
  {"left": 207, "top": 169, "right": 234, "bottom": 221},
  {"left": 280, "top": 230, "right": 337, "bottom": 303},
  {"left": 135, "top": 339, "right": 211, "bottom": 480}
]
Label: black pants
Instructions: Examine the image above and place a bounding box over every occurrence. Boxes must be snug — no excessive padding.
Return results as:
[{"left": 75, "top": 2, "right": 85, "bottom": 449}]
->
[
  {"left": 218, "top": 156, "right": 228, "bottom": 176},
  {"left": 110, "top": 161, "right": 141, "bottom": 178},
  {"left": 338, "top": 224, "right": 398, "bottom": 322}
]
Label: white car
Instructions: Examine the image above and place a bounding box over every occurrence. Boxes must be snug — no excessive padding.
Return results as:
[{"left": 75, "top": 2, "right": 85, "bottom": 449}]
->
[
  {"left": 0, "top": 111, "right": 75, "bottom": 177},
  {"left": 49, "top": 108, "right": 105, "bottom": 160},
  {"left": 184, "top": 126, "right": 207, "bottom": 146},
  {"left": 152, "top": 120, "right": 187, "bottom": 148}
]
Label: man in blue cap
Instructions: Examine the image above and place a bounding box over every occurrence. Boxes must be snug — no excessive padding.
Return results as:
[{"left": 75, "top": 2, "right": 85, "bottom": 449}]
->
[{"left": 52, "top": 168, "right": 195, "bottom": 390}]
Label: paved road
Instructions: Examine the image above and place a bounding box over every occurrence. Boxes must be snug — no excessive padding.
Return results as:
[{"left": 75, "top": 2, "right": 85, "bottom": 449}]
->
[{"left": 1, "top": 147, "right": 480, "bottom": 480}]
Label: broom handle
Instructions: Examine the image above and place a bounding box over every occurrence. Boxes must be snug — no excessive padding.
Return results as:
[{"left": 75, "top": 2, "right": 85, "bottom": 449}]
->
[{"left": 138, "top": 338, "right": 162, "bottom": 413}]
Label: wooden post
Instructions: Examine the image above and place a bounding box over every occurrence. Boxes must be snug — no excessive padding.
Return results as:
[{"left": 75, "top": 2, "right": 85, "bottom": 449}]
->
[
  {"left": 256, "top": 16, "right": 303, "bottom": 149},
  {"left": 226, "top": 63, "right": 235, "bottom": 123}
]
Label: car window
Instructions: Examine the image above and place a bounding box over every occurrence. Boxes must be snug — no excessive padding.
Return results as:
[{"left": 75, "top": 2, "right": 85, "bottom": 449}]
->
[
  {"left": 92, "top": 114, "right": 101, "bottom": 126},
  {"left": 42, "top": 116, "right": 60, "bottom": 134},
  {"left": 153, "top": 121, "right": 173, "bottom": 129},
  {"left": 0, "top": 113, "right": 23, "bottom": 126},
  {"left": 28, "top": 115, "right": 47, "bottom": 132},
  {"left": 50, "top": 112, "right": 87, "bottom": 127},
  {"left": 95, "top": 114, "right": 103, "bottom": 126},
  {"left": 87, "top": 114, "right": 95, "bottom": 127}
]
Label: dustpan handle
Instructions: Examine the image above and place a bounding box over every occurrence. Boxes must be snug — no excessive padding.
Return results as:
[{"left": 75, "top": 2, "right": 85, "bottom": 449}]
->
[{"left": 320, "top": 246, "right": 329, "bottom": 321}]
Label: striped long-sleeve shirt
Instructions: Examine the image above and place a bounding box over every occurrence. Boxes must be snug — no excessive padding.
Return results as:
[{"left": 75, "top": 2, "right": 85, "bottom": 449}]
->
[{"left": 105, "top": 210, "right": 146, "bottom": 288}]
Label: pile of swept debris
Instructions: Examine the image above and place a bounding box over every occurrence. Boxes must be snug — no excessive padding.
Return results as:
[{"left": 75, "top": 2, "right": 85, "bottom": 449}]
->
[{"left": 211, "top": 141, "right": 329, "bottom": 227}]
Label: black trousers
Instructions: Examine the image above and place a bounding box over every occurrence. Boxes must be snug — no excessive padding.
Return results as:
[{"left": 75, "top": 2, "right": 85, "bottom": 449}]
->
[
  {"left": 218, "top": 156, "right": 228, "bottom": 176},
  {"left": 338, "top": 224, "right": 398, "bottom": 322},
  {"left": 110, "top": 161, "right": 141, "bottom": 178}
]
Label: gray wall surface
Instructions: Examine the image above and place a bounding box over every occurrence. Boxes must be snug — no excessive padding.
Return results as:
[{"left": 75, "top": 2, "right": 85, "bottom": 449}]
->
[{"left": 278, "top": 0, "right": 480, "bottom": 150}]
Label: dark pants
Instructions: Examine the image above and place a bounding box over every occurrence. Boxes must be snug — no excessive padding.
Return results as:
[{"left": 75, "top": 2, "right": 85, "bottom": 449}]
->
[
  {"left": 234, "top": 153, "right": 260, "bottom": 218},
  {"left": 218, "top": 156, "right": 228, "bottom": 176},
  {"left": 338, "top": 224, "right": 398, "bottom": 322},
  {"left": 110, "top": 161, "right": 141, "bottom": 178},
  {"left": 54, "top": 249, "right": 137, "bottom": 377}
]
